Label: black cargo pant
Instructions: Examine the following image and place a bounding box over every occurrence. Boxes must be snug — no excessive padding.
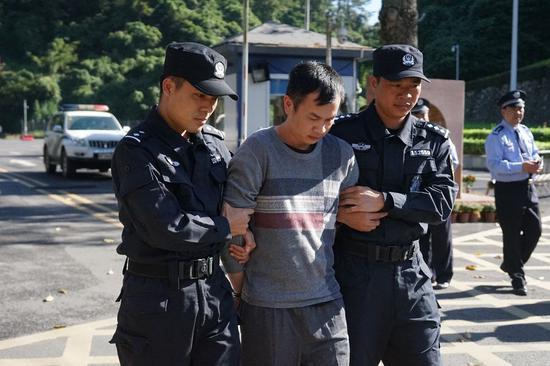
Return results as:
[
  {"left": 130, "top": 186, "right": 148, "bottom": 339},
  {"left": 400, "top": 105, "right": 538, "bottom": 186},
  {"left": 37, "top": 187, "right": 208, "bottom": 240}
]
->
[
  {"left": 495, "top": 180, "right": 542, "bottom": 283},
  {"left": 419, "top": 217, "right": 454, "bottom": 283},
  {"left": 334, "top": 249, "right": 441, "bottom": 366},
  {"left": 110, "top": 266, "right": 240, "bottom": 366}
]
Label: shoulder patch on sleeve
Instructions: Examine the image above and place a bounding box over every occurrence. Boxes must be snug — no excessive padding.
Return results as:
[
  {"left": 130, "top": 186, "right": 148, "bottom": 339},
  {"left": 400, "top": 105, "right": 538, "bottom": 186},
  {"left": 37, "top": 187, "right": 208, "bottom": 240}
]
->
[
  {"left": 415, "top": 120, "right": 449, "bottom": 138},
  {"left": 492, "top": 125, "right": 504, "bottom": 135},
  {"left": 122, "top": 130, "right": 146, "bottom": 144},
  {"left": 334, "top": 113, "right": 358, "bottom": 125},
  {"left": 202, "top": 124, "right": 225, "bottom": 140}
]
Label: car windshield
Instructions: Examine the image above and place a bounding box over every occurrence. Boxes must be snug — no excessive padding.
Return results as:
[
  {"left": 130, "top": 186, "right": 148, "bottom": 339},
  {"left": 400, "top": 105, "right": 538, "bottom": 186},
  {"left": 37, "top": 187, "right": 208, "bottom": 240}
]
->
[{"left": 67, "top": 116, "right": 121, "bottom": 130}]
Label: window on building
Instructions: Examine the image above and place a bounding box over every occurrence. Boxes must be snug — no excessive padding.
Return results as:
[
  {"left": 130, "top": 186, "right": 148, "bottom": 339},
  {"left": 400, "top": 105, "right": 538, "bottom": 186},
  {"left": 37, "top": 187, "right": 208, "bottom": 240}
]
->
[{"left": 269, "top": 96, "right": 285, "bottom": 126}]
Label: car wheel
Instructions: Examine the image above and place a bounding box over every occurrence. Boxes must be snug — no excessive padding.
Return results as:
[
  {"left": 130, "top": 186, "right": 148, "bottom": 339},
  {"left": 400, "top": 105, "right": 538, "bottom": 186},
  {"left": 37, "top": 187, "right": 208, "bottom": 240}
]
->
[
  {"left": 61, "top": 150, "right": 76, "bottom": 178},
  {"left": 43, "top": 147, "right": 56, "bottom": 174}
]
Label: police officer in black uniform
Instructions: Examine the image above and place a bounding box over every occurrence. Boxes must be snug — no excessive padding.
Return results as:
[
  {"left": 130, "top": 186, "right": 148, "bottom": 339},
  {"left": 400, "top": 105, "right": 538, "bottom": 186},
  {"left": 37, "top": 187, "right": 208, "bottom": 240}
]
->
[
  {"left": 413, "top": 98, "right": 458, "bottom": 290},
  {"left": 331, "top": 44, "right": 458, "bottom": 366},
  {"left": 109, "top": 42, "right": 253, "bottom": 366}
]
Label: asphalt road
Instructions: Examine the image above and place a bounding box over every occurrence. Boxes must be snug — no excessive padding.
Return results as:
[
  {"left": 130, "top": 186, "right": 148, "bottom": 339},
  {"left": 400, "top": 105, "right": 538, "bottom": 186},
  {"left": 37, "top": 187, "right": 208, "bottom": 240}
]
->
[
  {"left": 0, "top": 138, "right": 124, "bottom": 340},
  {"left": 1, "top": 138, "right": 550, "bottom": 366}
]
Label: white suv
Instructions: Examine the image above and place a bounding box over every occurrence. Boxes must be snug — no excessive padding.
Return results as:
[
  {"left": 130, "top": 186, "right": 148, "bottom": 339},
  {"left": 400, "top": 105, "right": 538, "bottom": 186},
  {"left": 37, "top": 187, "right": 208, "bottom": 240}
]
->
[{"left": 43, "top": 104, "right": 129, "bottom": 177}]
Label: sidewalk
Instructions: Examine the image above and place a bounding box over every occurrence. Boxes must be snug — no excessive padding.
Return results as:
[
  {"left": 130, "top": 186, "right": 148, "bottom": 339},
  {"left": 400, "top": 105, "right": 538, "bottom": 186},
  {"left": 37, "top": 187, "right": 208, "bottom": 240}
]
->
[{"left": 0, "top": 318, "right": 117, "bottom": 366}]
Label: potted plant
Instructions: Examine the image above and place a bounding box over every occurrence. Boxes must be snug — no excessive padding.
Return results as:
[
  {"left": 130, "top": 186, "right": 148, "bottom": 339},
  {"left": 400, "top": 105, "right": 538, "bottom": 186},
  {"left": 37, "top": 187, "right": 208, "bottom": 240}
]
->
[
  {"left": 462, "top": 174, "right": 476, "bottom": 193},
  {"left": 451, "top": 203, "right": 460, "bottom": 223},
  {"left": 469, "top": 204, "right": 482, "bottom": 222},
  {"left": 457, "top": 203, "right": 473, "bottom": 223},
  {"left": 481, "top": 203, "right": 497, "bottom": 222}
]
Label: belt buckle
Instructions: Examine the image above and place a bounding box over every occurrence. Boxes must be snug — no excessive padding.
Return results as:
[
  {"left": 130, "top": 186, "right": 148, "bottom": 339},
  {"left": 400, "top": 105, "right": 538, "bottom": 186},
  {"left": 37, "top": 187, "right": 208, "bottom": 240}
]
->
[
  {"left": 388, "top": 246, "right": 409, "bottom": 262},
  {"left": 376, "top": 246, "right": 391, "bottom": 262},
  {"left": 186, "top": 257, "right": 213, "bottom": 279}
]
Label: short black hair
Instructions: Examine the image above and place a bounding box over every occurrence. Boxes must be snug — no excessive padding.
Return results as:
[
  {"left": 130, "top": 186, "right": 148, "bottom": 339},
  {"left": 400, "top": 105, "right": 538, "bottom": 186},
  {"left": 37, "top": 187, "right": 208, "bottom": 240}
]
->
[
  {"left": 286, "top": 61, "right": 344, "bottom": 109},
  {"left": 159, "top": 76, "right": 186, "bottom": 97}
]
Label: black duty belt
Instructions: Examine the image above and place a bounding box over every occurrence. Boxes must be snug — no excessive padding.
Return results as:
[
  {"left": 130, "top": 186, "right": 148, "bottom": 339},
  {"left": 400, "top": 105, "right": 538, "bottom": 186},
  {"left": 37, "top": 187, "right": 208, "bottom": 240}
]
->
[
  {"left": 337, "top": 242, "right": 416, "bottom": 262},
  {"left": 127, "top": 256, "right": 217, "bottom": 280},
  {"left": 495, "top": 178, "right": 531, "bottom": 186}
]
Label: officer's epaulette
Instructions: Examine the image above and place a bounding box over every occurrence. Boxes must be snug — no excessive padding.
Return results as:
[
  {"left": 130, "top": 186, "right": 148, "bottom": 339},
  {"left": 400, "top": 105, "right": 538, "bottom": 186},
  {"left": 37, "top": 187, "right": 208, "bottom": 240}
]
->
[
  {"left": 202, "top": 124, "right": 225, "bottom": 140},
  {"left": 414, "top": 120, "right": 449, "bottom": 139},
  {"left": 334, "top": 112, "right": 359, "bottom": 125},
  {"left": 492, "top": 125, "right": 504, "bottom": 135},
  {"left": 122, "top": 130, "right": 147, "bottom": 144}
]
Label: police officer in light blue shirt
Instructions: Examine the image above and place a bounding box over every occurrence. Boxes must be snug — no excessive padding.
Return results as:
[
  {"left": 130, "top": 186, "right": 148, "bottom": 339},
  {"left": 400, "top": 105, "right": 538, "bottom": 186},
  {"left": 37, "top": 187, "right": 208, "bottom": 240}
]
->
[{"left": 484, "top": 90, "right": 542, "bottom": 296}]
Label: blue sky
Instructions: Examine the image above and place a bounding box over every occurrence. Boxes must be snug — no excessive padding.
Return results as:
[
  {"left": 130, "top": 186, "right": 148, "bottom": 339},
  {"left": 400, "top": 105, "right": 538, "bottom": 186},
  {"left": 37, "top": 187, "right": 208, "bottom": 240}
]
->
[{"left": 365, "top": 0, "right": 382, "bottom": 25}]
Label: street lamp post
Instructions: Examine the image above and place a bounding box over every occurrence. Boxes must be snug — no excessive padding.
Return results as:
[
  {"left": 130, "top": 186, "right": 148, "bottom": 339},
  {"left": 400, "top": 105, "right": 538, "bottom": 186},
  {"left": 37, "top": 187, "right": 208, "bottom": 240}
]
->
[
  {"left": 325, "top": 9, "right": 348, "bottom": 67},
  {"left": 240, "top": 0, "right": 249, "bottom": 145},
  {"left": 510, "top": 0, "right": 518, "bottom": 90},
  {"left": 23, "top": 99, "right": 28, "bottom": 135},
  {"left": 451, "top": 43, "right": 460, "bottom": 80},
  {"left": 325, "top": 10, "right": 333, "bottom": 66}
]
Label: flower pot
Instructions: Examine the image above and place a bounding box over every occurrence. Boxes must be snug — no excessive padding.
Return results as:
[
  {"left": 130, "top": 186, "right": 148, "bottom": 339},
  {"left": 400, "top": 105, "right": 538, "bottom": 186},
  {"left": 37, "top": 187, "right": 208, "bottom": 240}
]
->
[
  {"left": 451, "top": 212, "right": 458, "bottom": 223},
  {"left": 470, "top": 211, "right": 481, "bottom": 222},
  {"left": 457, "top": 212, "right": 470, "bottom": 223},
  {"left": 483, "top": 212, "right": 496, "bottom": 222}
]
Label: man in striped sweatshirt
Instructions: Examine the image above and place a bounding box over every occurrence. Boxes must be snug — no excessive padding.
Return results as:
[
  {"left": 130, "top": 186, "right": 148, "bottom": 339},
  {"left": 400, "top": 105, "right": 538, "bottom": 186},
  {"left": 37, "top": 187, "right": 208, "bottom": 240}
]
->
[{"left": 222, "top": 61, "right": 363, "bottom": 366}]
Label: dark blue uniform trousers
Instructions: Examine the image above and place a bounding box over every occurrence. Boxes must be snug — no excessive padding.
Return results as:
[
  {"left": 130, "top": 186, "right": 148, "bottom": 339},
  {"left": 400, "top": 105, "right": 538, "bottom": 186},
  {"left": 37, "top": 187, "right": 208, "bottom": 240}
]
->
[
  {"left": 334, "top": 250, "right": 441, "bottom": 366},
  {"left": 110, "top": 268, "right": 240, "bottom": 366},
  {"left": 495, "top": 180, "right": 542, "bottom": 283},
  {"left": 419, "top": 217, "right": 454, "bottom": 283}
]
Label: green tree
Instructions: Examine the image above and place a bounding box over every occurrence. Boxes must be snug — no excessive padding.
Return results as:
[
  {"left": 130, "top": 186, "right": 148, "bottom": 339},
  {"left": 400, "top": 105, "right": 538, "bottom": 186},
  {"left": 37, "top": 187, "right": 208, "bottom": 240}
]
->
[
  {"left": 0, "top": 69, "right": 61, "bottom": 132},
  {"left": 379, "top": 0, "right": 418, "bottom": 46},
  {"left": 418, "top": 0, "right": 550, "bottom": 81}
]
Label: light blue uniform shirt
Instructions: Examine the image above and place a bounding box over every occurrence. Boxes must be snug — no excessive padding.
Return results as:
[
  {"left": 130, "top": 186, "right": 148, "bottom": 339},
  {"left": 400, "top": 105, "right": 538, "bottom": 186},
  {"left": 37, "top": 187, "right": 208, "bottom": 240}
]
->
[{"left": 485, "top": 120, "right": 540, "bottom": 182}]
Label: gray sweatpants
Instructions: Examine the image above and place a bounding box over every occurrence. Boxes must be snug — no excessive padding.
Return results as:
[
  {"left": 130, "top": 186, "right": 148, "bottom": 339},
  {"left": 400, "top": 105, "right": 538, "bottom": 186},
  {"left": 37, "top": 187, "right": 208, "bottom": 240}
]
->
[{"left": 239, "top": 298, "right": 349, "bottom": 366}]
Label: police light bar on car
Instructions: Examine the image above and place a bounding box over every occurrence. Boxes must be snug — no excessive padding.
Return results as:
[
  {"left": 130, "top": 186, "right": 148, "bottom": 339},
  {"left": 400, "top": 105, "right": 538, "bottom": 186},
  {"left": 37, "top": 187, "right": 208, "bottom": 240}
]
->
[{"left": 60, "top": 104, "right": 109, "bottom": 112}]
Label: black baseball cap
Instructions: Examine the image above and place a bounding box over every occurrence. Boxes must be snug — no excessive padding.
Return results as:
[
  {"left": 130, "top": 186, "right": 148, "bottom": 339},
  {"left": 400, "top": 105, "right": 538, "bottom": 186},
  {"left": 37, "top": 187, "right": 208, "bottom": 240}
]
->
[
  {"left": 411, "top": 98, "right": 431, "bottom": 114},
  {"left": 498, "top": 90, "right": 526, "bottom": 108},
  {"left": 162, "top": 42, "right": 238, "bottom": 101},
  {"left": 373, "top": 44, "right": 430, "bottom": 82}
]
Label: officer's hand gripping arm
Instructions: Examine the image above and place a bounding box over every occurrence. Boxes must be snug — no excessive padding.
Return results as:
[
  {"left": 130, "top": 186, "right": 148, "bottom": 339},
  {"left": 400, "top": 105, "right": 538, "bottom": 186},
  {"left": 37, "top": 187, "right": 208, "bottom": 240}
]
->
[
  {"left": 385, "top": 139, "right": 458, "bottom": 224},
  {"left": 114, "top": 144, "right": 231, "bottom": 252}
]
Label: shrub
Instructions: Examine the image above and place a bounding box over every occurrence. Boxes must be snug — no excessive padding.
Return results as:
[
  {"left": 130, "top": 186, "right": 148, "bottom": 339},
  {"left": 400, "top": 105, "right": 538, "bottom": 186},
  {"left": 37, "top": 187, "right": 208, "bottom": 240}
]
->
[
  {"left": 463, "top": 138, "right": 486, "bottom": 155},
  {"left": 481, "top": 203, "right": 496, "bottom": 213}
]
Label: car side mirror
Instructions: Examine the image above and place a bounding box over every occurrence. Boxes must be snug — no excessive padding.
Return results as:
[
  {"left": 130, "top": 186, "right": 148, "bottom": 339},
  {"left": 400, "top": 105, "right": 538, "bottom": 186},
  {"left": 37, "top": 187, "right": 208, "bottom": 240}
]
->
[
  {"left": 53, "top": 125, "right": 63, "bottom": 133},
  {"left": 122, "top": 126, "right": 131, "bottom": 132}
]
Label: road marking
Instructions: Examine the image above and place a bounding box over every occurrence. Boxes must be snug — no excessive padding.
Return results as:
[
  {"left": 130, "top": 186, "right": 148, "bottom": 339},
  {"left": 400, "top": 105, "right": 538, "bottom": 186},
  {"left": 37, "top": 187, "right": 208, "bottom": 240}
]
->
[
  {"left": 0, "top": 168, "right": 121, "bottom": 228},
  {"left": 8, "top": 159, "right": 36, "bottom": 167}
]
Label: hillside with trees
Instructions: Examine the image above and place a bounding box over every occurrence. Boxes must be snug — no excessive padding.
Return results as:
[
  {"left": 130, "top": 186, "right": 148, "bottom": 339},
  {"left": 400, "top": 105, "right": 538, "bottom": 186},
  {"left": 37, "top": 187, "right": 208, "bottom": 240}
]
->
[
  {"left": 418, "top": 0, "right": 550, "bottom": 82},
  {"left": 0, "top": 0, "right": 377, "bottom": 133}
]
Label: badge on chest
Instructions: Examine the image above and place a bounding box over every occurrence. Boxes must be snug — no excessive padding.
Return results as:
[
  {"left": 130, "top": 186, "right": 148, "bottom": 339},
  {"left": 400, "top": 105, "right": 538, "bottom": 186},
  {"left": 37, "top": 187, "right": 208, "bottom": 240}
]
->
[
  {"left": 409, "top": 149, "right": 431, "bottom": 157},
  {"left": 352, "top": 142, "right": 371, "bottom": 151}
]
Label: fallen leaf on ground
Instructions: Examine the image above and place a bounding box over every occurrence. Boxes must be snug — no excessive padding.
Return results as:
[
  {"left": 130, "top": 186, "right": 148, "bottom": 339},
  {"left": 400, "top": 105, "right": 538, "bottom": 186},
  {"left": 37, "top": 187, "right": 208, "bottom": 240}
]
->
[
  {"left": 43, "top": 294, "right": 54, "bottom": 302},
  {"left": 53, "top": 324, "right": 66, "bottom": 329},
  {"left": 474, "top": 252, "right": 482, "bottom": 256},
  {"left": 465, "top": 265, "right": 478, "bottom": 271},
  {"left": 57, "top": 288, "right": 68, "bottom": 294},
  {"left": 494, "top": 255, "right": 502, "bottom": 259},
  {"left": 103, "top": 238, "right": 115, "bottom": 244}
]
